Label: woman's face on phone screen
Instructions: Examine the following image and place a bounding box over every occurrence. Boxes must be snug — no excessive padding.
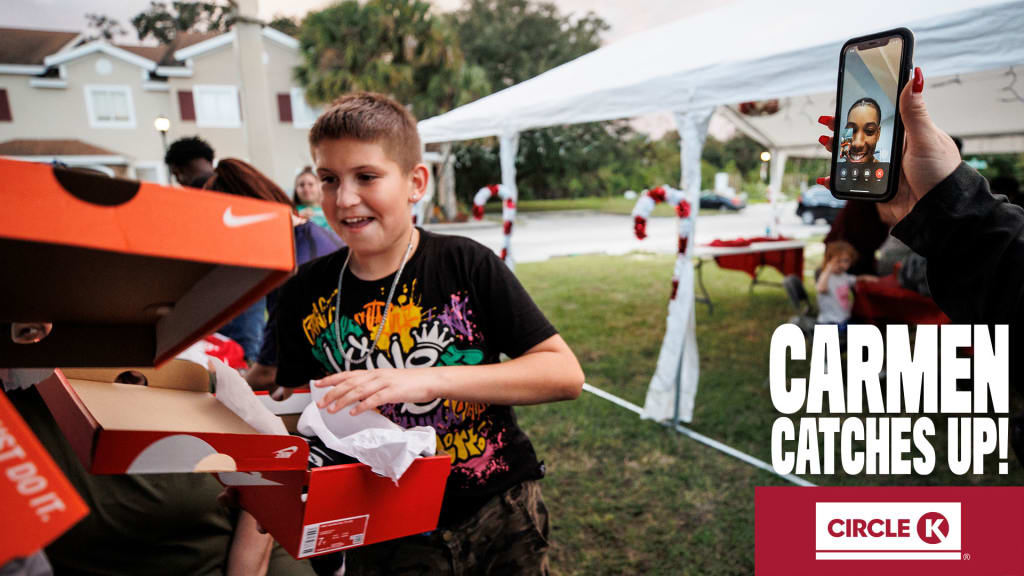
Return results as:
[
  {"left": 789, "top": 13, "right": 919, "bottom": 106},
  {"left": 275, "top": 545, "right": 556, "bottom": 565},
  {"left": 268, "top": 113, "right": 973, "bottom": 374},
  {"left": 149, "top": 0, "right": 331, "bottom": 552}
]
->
[{"left": 845, "top": 104, "right": 880, "bottom": 163}]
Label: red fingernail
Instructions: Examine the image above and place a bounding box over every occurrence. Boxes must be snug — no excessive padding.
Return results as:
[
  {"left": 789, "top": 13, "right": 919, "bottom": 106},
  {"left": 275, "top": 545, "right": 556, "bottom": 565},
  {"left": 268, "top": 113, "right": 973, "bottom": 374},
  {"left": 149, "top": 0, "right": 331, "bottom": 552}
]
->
[
  {"left": 912, "top": 67, "right": 923, "bottom": 93},
  {"left": 818, "top": 135, "right": 830, "bottom": 146},
  {"left": 816, "top": 177, "right": 826, "bottom": 186},
  {"left": 817, "top": 115, "right": 831, "bottom": 126}
]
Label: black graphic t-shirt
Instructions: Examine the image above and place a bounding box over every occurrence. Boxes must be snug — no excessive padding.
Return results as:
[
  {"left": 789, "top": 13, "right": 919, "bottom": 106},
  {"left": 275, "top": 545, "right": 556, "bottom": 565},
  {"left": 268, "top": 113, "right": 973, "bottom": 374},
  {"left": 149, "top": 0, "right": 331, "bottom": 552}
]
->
[{"left": 275, "top": 229, "right": 557, "bottom": 526}]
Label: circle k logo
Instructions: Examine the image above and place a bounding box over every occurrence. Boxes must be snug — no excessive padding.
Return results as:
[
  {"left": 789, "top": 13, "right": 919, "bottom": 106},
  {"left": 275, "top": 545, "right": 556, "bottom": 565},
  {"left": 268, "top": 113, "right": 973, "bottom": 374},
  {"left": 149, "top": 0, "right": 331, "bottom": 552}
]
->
[{"left": 917, "top": 512, "right": 949, "bottom": 544}]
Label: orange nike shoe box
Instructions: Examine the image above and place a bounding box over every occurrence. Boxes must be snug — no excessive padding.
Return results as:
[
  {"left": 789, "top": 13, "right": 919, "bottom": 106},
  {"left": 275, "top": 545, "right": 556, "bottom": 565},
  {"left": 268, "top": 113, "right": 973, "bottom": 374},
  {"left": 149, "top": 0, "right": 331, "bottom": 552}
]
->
[
  {"left": 35, "top": 360, "right": 452, "bottom": 559},
  {"left": 0, "top": 390, "right": 89, "bottom": 566},
  {"left": 0, "top": 157, "right": 295, "bottom": 368}
]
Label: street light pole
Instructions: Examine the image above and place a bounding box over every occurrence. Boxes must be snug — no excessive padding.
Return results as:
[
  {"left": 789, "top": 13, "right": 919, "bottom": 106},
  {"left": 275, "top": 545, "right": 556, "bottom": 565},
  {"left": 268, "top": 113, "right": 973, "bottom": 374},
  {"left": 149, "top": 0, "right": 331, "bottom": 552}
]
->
[
  {"left": 759, "top": 150, "right": 771, "bottom": 182},
  {"left": 154, "top": 115, "right": 171, "bottom": 153}
]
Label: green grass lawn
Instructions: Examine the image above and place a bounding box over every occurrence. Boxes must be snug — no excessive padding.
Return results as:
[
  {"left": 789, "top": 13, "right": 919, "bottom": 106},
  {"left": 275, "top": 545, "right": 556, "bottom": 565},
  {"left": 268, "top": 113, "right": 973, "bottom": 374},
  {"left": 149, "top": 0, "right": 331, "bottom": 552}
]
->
[{"left": 513, "top": 252, "right": 1024, "bottom": 575}]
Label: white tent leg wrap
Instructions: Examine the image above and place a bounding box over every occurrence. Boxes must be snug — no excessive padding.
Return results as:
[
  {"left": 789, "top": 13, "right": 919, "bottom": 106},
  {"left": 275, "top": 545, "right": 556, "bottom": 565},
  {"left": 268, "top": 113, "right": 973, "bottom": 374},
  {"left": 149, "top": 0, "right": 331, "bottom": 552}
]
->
[
  {"left": 642, "top": 107, "right": 713, "bottom": 424},
  {"left": 498, "top": 132, "right": 520, "bottom": 271}
]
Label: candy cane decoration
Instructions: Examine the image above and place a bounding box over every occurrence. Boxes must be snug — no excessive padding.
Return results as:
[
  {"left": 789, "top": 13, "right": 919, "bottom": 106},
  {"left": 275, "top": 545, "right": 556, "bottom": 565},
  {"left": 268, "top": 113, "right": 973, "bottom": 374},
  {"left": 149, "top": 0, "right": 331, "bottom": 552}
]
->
[
  {"left": 472, "top": 184, "right": 517, "bottom": 262},
  {"left": 632, "top": 184, "right": 693, "bottom": 298},
  {"left": 631, "top": 182, "right": 700, "bottom": 425}
]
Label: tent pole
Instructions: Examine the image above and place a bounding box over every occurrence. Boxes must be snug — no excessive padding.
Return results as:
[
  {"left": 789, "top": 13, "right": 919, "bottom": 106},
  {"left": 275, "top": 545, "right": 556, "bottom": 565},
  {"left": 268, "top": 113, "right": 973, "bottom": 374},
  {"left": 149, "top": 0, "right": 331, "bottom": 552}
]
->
[
  {"left": 498, "top": 132, "right": 520, "bottom": 271},
  {"left": 768, "top": 149, "right": 788, "bottom": 237}
]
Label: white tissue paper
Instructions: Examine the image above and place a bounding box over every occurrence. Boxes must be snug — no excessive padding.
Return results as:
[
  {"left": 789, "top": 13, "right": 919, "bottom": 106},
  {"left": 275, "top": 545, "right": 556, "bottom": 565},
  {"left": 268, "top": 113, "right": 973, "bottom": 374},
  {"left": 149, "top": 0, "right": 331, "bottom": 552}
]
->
[
  {"left": 210, "top": 358, "right": 288, "bottom": 436},
  {"left": 298, "top": 379, "right": 436, "bottom": 484}
]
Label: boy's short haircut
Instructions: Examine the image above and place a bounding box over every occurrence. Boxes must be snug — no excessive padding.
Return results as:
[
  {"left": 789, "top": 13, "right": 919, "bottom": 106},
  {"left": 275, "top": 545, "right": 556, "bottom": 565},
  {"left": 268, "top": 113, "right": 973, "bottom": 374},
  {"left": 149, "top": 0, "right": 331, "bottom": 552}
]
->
[
  {"left": 825, "top": 240, "right": 859, "bottom": 264},
  {"left": 164, "top": 136, "right": 214, "bottom": 167},
  {"left": 309, "top": 92, "right": 421, "bottom": 172}
]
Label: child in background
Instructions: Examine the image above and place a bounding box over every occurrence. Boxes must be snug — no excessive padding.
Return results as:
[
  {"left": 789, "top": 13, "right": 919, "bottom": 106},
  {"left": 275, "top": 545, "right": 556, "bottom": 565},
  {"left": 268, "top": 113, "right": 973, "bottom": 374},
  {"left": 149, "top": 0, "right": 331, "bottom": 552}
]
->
[
  {"left": 271, "top": 92, "right": 585, "bottom": 575},
  {"left": 816, "top": 240, "right": 876, "bottom": 327},
  {"left": 293, "top": 166, "right": 330, "bottom": 229}
]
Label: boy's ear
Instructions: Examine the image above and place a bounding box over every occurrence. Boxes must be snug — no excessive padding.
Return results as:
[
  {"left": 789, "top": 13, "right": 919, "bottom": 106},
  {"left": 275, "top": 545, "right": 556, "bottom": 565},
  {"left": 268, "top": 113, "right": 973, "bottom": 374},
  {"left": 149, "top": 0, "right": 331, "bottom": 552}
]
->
[{"left": 408, "top": 163, "right": 429, "bottom": 203}]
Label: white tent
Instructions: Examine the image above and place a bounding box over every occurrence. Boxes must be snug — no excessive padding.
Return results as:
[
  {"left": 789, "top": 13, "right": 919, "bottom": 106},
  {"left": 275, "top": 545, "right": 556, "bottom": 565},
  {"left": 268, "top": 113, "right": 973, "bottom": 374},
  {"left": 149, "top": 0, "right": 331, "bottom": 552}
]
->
[
  {"left": 417, "top": 0, "right": 1024, "bottom": 424},
  {"left": 420, "top": 0, "right": 1024, "bottom": 151}
]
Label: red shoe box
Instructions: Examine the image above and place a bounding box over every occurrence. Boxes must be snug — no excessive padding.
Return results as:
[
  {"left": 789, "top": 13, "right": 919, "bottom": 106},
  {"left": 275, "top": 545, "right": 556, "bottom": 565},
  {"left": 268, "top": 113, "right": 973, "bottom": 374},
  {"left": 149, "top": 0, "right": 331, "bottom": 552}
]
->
[
  {"left": 35, "top": 362, "right": 309, "bottom": 474},
  {"left": 35, "top": 360, "right": 451, "bottom": 559},
  {"left": 234, "top": 454, "right": 451, "bottom": 559}
]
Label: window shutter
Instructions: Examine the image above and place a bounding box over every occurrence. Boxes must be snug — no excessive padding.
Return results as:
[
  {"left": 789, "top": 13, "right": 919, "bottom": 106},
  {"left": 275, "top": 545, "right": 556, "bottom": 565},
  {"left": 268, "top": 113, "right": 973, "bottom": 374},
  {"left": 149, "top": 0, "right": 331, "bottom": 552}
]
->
[
  {"left": 0, "top": 89, "right": 11, "bottom": 122},
  {"left": 277, "top": 93, "right": 293, "bottom": 123},
  {"left": 178, "top": 90, "right": 195, "bottom": 121}
]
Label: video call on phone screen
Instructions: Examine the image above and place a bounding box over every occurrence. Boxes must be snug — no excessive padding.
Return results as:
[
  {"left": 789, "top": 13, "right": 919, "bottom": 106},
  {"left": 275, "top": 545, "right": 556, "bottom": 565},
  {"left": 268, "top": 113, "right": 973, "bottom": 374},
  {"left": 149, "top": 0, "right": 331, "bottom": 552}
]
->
[{"left": 835, "top": 36, "right": 902, "bottom": 195}]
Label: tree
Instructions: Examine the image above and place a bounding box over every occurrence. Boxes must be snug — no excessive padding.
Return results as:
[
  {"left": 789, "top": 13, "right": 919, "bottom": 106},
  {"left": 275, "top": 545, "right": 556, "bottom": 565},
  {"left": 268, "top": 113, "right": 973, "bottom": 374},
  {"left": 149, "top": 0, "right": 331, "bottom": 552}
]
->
[
  {"left": 451, "top": 0, "right": 619, "bottom": 202},
  {"left": 453, "top": 0, "right": 607, "bottom": 90},
  {"left": 267, "top": 15, "right": 300, "bottom": 37},
  {"left": 131, "top": 1, "right": 237, "bottom": 45},
  {"left": 84, "top": 13, "right": 127, "bottom": 41},
  {"left": 295, "top": 0, "right": 490, "bottom": 119}
]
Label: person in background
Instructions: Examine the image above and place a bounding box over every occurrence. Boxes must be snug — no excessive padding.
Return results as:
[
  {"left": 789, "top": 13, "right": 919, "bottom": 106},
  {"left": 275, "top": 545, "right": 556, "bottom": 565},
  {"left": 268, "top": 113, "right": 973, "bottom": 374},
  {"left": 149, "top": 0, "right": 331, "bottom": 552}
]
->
[
  {"left": 164, "top": 136, "right": 216, "bottom": 188},
  {"left": 823, "top": 198, "right": 889, "bottom": 276},
  {"left": 293, "top": 166, "right": 331, "bottom": 229},
  {"left": 816, "top": 240, "right": 876, "bottom": 329},
  {"left": 201, "top": 159, "right": 344, "bottom": 391}
]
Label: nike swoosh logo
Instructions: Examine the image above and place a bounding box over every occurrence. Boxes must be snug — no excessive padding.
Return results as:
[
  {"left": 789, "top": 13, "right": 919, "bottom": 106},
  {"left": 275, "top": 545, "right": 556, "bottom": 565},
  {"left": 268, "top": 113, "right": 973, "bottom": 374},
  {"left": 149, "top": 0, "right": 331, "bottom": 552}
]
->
[{"left": 223, "top": 206, "right": 278, "bottom": 228}]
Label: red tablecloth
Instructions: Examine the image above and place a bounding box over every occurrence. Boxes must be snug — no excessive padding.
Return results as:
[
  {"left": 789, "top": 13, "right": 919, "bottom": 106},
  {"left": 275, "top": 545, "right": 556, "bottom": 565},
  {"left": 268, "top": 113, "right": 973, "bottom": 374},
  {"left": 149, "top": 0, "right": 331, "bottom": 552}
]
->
[
  {"left": 853, "top": 273, "right": 949, "bottom": 325},
  {"left": 708, "top": 236, "right": 804, "bottom": 279}
]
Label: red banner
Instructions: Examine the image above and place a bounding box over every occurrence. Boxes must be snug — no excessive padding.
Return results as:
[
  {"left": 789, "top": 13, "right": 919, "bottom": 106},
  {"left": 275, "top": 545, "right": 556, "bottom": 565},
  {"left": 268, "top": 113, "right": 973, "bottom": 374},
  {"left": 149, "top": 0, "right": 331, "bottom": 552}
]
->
[{"left": 756, "top": 486, "right": 1024, "bottom": 575}]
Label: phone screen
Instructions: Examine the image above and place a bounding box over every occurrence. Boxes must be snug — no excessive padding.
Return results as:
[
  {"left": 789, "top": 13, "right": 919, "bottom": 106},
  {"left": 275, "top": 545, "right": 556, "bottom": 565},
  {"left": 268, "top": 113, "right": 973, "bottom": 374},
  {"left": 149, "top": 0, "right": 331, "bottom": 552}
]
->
[{"left": 834, "top": 36, "right": 903, "bottom": 196}]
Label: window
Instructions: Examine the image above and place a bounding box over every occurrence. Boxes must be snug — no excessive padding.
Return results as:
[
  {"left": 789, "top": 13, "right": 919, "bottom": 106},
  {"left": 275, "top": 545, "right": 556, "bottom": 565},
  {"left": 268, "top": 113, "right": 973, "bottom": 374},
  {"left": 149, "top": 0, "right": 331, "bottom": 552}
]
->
[
  {"left": 0, "top": 89, "right": 12, "bottom": 122},
  {"left": 84, "top": 85, "right": 135, "bottom": 128},
  {"left": 178, "top": 90, "right": 195, "bottom": 121},
  {"left": 290, "top": 87, "right": 320, "bottom": 128},
  {"left": 193, "top": 85, "right": 241, "bottom": 128},
  {"left": 276, "top": 92, "right": 292, "bottom": 123}
]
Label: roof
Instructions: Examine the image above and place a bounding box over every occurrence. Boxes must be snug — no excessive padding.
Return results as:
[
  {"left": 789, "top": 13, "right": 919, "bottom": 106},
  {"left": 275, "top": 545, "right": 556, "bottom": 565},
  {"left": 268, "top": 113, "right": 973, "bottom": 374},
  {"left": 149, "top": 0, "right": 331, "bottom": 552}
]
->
[
  {"left": 115, "top": 44, "right": 168, "bottom": 64},
  {"left": 0, "top": 27, "right": 79, "bottom": 65},
  {"left": 0, "top": 26, "right": 297, "bottom": 75},
  {"left": 117, "top": 31, "right": 223, "bottom": 67},
  {"left": 0, "top": 139, "right": 121, "bottom": 157}
]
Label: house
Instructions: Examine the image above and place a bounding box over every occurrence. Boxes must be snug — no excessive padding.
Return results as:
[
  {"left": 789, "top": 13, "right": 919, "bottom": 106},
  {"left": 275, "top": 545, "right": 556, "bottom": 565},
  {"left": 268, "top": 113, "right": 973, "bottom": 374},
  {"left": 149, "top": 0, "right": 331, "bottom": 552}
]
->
[{"left": 0, "top": 25, "right": 319, "bottom": 191}]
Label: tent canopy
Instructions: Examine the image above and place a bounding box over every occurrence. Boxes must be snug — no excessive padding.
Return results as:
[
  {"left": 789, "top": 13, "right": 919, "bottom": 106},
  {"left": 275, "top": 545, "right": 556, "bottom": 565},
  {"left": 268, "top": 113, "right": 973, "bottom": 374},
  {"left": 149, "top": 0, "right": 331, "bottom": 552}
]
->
[{"left": 419, "top": 0, "right": 1024, "bottom": 154}]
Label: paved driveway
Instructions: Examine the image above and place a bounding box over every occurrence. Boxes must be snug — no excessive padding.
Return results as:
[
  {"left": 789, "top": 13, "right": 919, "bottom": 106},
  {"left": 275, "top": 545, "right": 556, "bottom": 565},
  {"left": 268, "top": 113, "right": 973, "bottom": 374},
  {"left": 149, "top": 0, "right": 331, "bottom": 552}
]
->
[{"left": 424, "top": 201, "right": 830, "bottom": 263}]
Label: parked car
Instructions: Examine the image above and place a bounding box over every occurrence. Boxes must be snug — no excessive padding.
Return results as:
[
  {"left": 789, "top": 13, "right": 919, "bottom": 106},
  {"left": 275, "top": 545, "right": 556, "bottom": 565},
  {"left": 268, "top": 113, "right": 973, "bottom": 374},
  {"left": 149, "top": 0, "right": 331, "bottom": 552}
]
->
[
  {"left": 700, "top": 191, "right": 746, "bottom": 211},
  {"left": 796, "top": 185, "right": 846, "bottom": 224}
]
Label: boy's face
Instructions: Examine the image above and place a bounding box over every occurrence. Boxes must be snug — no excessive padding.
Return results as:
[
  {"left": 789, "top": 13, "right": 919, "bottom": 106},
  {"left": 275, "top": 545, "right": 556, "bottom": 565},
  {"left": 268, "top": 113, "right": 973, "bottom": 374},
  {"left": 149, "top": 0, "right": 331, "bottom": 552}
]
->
[{"left": 313, "top": 137, "right": 425, "bottom": 259}]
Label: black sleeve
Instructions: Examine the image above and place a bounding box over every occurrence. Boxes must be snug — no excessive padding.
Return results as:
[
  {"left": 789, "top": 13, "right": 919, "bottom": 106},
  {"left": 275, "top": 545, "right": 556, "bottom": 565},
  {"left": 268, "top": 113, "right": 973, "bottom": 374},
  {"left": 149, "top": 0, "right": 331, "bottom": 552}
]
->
[
  {"left": 274, "top": 275, "right": 315, "bottom": 388},
  {"left": 470, "top": 247, "right": 558, "bottom": 358},
  {"left": 892, "top": 162, "right": 1024, "bottom": 325}
]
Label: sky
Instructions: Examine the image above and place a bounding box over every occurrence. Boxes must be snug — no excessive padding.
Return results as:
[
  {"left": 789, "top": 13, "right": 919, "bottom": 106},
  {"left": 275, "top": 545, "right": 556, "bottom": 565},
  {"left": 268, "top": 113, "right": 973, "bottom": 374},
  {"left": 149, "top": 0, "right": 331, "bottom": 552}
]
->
[{"left": 1, "top": 0, "right": 728, "bottom": 46}]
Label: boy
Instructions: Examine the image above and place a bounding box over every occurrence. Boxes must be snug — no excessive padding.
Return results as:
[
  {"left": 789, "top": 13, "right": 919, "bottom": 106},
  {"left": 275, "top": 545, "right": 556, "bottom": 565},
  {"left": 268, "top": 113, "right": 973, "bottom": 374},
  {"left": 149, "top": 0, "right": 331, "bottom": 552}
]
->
[
  {"left": 273, "top": 92, "right": 585, "bottom": 575},
  {"left": 816, "top": 240, "right": 876, "bottom": 327}
]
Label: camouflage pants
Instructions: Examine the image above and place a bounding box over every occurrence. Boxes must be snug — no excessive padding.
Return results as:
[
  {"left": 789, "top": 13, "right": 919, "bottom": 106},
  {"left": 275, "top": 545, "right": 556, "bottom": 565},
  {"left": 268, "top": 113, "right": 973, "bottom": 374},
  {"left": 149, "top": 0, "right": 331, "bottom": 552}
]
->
[{"left": 345, "top": 480, "right": 550, "bottom": 576}]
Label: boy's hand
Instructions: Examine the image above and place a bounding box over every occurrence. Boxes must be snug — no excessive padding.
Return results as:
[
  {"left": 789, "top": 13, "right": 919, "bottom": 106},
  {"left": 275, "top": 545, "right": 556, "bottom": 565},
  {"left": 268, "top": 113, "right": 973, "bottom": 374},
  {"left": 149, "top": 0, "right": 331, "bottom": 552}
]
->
[{"left": 314, "top": 368, "right": 441, "bottom": 415}]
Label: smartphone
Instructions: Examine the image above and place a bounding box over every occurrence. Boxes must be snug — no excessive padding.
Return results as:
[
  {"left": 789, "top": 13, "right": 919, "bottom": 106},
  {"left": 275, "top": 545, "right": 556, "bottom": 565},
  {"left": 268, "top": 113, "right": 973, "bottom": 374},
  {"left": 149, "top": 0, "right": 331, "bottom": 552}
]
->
[{"left": 829, "top": 28, "right": 914, "bottom": 202}]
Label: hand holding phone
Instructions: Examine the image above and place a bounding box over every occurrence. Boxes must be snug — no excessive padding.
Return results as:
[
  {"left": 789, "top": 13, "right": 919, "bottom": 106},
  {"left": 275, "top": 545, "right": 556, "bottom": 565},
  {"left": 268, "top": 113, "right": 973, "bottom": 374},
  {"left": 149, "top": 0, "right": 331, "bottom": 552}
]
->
[
  {"left": 829, "top": 28, "right": 914, "bottom": 202},
  {"left": 818, "top": 66, "right": 961, "bottom": 225}
]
